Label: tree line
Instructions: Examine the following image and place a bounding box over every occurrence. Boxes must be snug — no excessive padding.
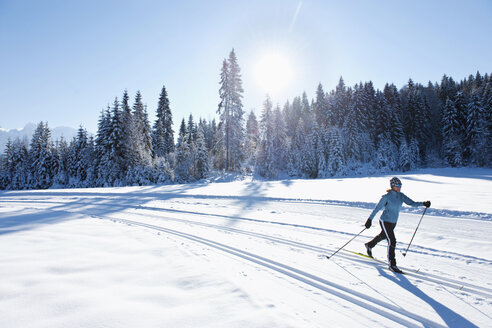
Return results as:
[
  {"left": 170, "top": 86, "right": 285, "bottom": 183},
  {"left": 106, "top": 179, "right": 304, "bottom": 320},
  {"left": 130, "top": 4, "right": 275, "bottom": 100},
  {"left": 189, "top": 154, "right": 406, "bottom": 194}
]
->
[{"left": 1, "top": 49, "right": 491, "bottom": 190}]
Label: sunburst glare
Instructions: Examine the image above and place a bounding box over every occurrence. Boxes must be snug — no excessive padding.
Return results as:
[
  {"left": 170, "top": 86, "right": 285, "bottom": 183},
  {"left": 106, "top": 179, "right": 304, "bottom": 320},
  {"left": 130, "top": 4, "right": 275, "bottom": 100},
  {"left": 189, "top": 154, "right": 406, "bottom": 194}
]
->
[{"left": 254, "top": 52, "right": 293, "bottom": 96}]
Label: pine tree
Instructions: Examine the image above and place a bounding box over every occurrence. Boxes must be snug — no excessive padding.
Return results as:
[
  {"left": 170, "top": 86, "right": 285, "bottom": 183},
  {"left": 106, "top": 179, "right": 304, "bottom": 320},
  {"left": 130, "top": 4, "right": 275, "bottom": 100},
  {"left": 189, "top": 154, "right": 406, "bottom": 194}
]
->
[
  {"left": 69, "top": 126, "right": 95, "bottom": 187},
  {"left": 374, "top": 91, "right": 391, "bottom": 139},
  {"left": 244, "top": 110, "right": 259, "bottom": 170},
  {"left": 29, "top": 122, "right": 55, "bottom": 189},
  {"left": 175, "top": 118, "right": 193, "bottom": 181},
  {"left": 441, "top": 98, "right": 462, "bottom": 166},
  {"left": 206, "top": 118, "right": 218, "bottom": 153},
  {"left": 399, "top": 139, "right": 411, "bottom": 172},
  {"left": 52, "top": 137, "right": 69, "bottom": 187},
  {"left": 256, "top": 96, "right": 276, "bottom": 178},
  {"left": 465, "top": 92, "right": 487, "bottom": 165},
  {"left": 416, "top": 94, "right": 432, "bottom": 161},
  {"left": 121, "top": 90, "right": 133, "bottom": 172},
  {"left": 409, "top": 138, "right": 420, "bottom": 169},
  {"left": 327, "top": 128, "right": 344, "bottom": 176},
  {"left": 152, "top": 85, "right": 174, "bottom": 158},
  {"left": 300, "top": 121, "right": 318, "bottom": 178},
  {"left": 300, "top": 92, "right": 313, "bottom": 129},
  {"left": 363, "top": 81, "right": 377, "bottom": 141},
  {"left": 124, "top": 93, "right": 154, "bottom": 186},
  {"left": 482, "top": 82, "right": 492, "bottom": 165},
  {"left": 343, "top": 83, "right": 370, "bottom": 163},
  {"left": 131, "top": 91, "right": 153, "bottom": 167},
  {"left": 71, "top": 126, "right": 87, "bottom": 184},
  {"left": 383, "top": 83, "right": 404, "bottom": 146},
  {"left": 313, "top": 122, "right": 328, "bottom": 177},
  {"left": 334, "top": 77, "right": 349, "bottom": 127},
  {"left": 10, "top": 138, "right": 30, "bottom": 189},
  {"left": 403, "top": 81, "right": 430, "bottom": 163},
  {"left": 110, "top": 98, "right": 125, "bottom": 182},
  {"left": 376, "top": 133, "right": 399, "bottom": 171},
  {"left": 314, "top": 83, "right": 330, "bottom": 128},
  {"left": 217, "top": 49, "right": 244, "bottom": 171},
  {"left": 187, "top": 114, "right": 197, "bottom": 144},
  {"left": 194, "top": 124, "right": 210, "bottom": 179},
  {"left": 438, "top": 75, "right": 457, "bottom": 104},
  {"left": 272, "top": 105, "right": 288, "bottom": 172},
  {"left": 95, "top": 107, "right": 112, "bottom": 186},
  {"left": 1, "top": 139, "right": 13, "bottom": 189},
  {"left": 284, "top": 98, "right": 302, "bottom": 140}
]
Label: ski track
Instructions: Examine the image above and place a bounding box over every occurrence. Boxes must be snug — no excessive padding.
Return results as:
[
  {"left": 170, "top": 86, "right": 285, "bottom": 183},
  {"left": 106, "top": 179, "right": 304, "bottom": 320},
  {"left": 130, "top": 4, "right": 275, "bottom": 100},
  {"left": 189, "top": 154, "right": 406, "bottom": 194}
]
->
[
  {"left": 2, "top": 197, "right": 492, "bottom": 267},
  {"left": 7, "top": 196, "right": 489, "bottom": 299},
  {"left": 102, "top": 207, "right": 492, "bottom": 299},
  {"left": 2, "top": 192, "right": 491, "bottom": 221},
  {"left": 97, "top": 215, "right": 449, "bottom": 328},
  {"left": 1, "top": 193, "right": 491, "bottom": 327}
]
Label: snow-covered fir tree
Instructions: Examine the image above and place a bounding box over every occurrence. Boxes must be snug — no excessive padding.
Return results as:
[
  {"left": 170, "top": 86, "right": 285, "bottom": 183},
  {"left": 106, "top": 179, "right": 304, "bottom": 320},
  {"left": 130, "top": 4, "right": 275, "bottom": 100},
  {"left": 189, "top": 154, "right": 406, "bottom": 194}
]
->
[
  {"left": 2, "top": 70, "right": 492, "bottom": 190},
  {"left": 244, "top": 110, "right": 259, "bottom": 171},
  {"left": 53, "top": 137, "right": 70, "bottom": 187},
  {"left": 465, "top": 91, "right": 488, "bottom": 166},
  {"left": 68, "top": 126, "right": 91, "bottom": 186},
  {"left": 311, "top": 122, "right": 327, "bottom": 178},
  {"left": 109, "top": 98, "right": 125, "bottom": 183},
  {"left": 314, "top": 83, "right": 330, "bottom": 128},
  {"left": 363, "top": 81, "right": 377, "bottom": 141},
  {"left": 0, "top": 139, "right": 13, "bottom": 189},
  {"left": 152, "top": 85, "right": 174, "bottom": 158},
  {"left": 256, "top": 96, "right": 276, "bottom": 178},
  {"left": 343, "top": 83, "right": 370, "bottom": 164},
  {"left": 333, "top": 77, "right": 351, "bottom": 127},
  {"left": 29, "top": 122, "right": 55, "bottom": 189},
  {"left": 327, "top": 128, "right": 345, "bottom": 176},
  {"left": 95, "top": 106, "right": 112, "bottom": 186},
  {"left": 120, "top": 90, "right": 133, "bottom": 172},
  {"left": 217, "top": 49, "right": 245, "bottom": 171},
  {"left": 174, "top": 119, "right": 193, "bottom": 182},
  {"left": 124, "top": 91, "right": 153, "bottom": 185},
  {"left": 383, "top": 83, "right": 404, "bottom": 146},
  {"left": 272, "top": 105, "right": 288, "bottom": 172},
  {"left": 187, "top": 114, "right": 197, "bottom": 145},
  {"left": 376, "top": 133, "right": 399, "bottom": 172},
  {"left": 398, "top": 138, "right": 412, "bottom": 172},
  {"left": 482, "top": 82, "right": 492, "bottom": 164},
  {"left": 441, "top": 98, "right": 463, "bottom": 166},
  {"left": 194, "top": 124, "right": 210, "bottom": 180}
]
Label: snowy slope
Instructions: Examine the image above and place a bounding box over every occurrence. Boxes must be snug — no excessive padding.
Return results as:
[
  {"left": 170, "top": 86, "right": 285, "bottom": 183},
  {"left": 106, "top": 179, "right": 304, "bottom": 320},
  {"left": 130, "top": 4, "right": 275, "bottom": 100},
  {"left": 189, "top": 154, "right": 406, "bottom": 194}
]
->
[{"left": 0, "top": 168, "right": 491, "bottom": 327}]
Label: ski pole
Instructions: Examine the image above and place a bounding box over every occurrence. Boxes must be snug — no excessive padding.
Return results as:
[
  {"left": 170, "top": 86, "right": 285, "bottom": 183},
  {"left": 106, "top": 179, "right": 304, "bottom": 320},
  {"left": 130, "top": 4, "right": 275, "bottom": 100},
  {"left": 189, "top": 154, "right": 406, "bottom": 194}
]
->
[
  {"left": 402, "top": 207, "right": 427, "bottom": 257},
  {"left": 326, "top": 227, "right": 366, "bottom": 259}
]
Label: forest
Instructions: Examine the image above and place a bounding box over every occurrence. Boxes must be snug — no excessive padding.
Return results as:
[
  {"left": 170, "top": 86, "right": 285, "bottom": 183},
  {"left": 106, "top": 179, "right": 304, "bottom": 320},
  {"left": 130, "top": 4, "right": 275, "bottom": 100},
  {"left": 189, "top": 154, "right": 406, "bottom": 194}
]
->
[{"left": 1, "top": 50, "right": 491, "bottom": 190}]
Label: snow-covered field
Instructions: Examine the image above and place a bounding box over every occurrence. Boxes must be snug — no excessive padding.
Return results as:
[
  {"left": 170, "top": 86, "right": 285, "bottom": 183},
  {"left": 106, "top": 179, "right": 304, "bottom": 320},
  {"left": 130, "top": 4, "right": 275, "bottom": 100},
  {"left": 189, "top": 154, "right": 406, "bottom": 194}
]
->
[{"left": 0, "top": 168, "right": 491, "bottom": 327}]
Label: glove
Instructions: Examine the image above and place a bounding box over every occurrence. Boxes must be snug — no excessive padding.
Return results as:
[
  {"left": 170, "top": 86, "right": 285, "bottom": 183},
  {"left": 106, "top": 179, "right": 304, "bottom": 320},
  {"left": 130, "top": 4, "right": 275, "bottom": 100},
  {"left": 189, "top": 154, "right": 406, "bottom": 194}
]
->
[
  {"left": 423, "top": 201, "right": 431, "bottom": 208},
  {"left": 365, "top": 218, "right": 372, "bottom": 229}
]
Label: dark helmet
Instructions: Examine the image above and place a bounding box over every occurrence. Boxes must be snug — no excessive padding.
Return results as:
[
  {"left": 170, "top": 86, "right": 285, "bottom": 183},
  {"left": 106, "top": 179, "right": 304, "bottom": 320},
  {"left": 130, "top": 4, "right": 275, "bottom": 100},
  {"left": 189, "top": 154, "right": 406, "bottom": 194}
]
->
[{"left": 390, "top": 177, "right": 402, "bottom": 188}]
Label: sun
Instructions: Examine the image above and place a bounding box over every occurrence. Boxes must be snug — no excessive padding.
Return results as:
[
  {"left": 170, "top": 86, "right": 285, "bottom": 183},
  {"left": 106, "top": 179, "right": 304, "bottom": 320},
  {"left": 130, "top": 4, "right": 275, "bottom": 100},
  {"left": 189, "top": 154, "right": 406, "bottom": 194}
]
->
[{"left": 254, "top": 52, "right": 293, "bottom": 96}]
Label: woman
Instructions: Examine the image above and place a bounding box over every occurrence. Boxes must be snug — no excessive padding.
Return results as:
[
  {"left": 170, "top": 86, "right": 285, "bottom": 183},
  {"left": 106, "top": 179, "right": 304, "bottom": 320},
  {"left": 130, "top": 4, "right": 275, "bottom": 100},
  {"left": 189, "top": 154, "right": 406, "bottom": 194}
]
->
[{"left": 365, "top": 177, "right": 430, "bottom": 273}]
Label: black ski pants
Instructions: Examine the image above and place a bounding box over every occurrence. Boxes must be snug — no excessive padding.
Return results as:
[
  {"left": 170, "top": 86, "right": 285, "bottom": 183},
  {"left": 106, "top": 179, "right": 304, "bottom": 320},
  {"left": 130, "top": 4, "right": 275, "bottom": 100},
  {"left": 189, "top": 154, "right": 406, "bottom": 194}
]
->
[{"left": 367, "top": 220, "right": 397, "bottom": 266}]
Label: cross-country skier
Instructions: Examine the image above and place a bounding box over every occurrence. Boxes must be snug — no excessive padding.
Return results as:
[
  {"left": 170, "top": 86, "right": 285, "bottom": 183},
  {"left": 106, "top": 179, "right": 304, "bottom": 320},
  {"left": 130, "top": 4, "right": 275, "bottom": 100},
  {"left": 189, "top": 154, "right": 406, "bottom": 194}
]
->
[{"left": 364, "top": 177, "right": 431, "bottom": 273}]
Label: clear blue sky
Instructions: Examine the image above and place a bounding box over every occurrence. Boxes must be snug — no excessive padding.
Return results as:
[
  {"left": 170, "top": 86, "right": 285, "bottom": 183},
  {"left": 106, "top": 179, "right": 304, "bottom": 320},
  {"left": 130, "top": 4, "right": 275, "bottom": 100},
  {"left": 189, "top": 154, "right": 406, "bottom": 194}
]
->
[{"left": 1, "top": 0, "right": 491, "bottom": 134}]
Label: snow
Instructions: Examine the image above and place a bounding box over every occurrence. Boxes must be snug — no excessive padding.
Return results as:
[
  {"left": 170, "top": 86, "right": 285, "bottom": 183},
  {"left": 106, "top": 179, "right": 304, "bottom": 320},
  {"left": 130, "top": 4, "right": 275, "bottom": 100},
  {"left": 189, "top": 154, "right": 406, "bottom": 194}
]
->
[
  {"left": 0, "top": 123, "right": 78, "bottom": 151},
  {"left": 0, "top": 168, "right": 491, "bottom": 327}
]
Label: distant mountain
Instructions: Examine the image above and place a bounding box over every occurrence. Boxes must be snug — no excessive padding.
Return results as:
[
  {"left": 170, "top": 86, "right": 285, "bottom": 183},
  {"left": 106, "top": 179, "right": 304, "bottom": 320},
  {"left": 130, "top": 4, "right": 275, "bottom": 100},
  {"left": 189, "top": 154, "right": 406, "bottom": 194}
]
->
[{"left": 0, "top": 123, "right": 78, "bottom": 151}]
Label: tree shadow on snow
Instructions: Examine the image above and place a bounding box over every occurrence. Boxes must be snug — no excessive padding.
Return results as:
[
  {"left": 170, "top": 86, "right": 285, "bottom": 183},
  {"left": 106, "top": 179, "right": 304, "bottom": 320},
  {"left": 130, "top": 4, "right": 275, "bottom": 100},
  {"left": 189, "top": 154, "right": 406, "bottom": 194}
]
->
[
  {"left": 0, "top": 209, "right": 82, "bottom": 235},
  {"left": 378, "top": 268, "right": 479, "bottom": 328},
  {"left": 0, "top": 182, "right": 275, "bottom": 234}
]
